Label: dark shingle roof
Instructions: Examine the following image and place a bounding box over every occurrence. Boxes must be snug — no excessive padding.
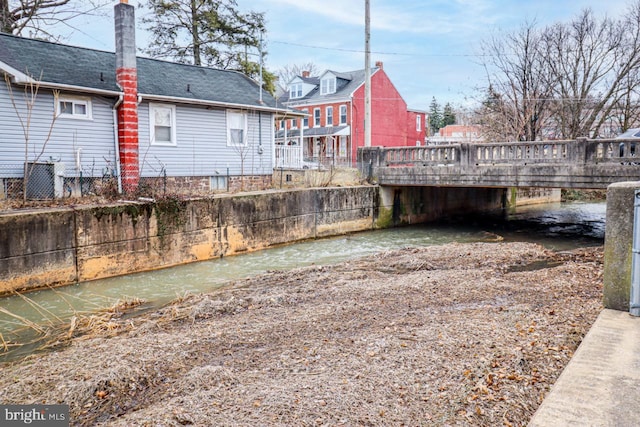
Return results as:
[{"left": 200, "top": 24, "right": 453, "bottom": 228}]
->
[
  {"left": 0, "top": 33, "right": 283, "bottom": 110},
  {"left": 275, "top": 125, "right": 349, "bottom": 139},
  {"left": 277, "top": 67, "right": 378, "bottom": 105}
]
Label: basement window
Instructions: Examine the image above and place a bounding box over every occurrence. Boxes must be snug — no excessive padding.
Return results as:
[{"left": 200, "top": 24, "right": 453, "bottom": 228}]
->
[
  {"left": 56, "top": 95, "right": 92, "bottom": 120},
  {"left": 210, "top": 175, "right": 228, "bottom": 190}
]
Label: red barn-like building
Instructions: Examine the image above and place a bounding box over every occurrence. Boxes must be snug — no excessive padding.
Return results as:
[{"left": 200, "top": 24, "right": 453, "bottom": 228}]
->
[{"left": 276, "top": 62, "right": 425, "bottom": 167}]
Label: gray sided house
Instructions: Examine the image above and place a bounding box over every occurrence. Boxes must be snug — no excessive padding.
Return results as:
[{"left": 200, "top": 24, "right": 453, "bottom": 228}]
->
[{"left": 0, "top": 4, "right": 296, "bottom": 199}]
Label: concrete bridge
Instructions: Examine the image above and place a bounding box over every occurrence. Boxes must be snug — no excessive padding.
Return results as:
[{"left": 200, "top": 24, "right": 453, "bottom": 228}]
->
[{"left": 359, "top": 138, "right": 640, "bottom": 189}]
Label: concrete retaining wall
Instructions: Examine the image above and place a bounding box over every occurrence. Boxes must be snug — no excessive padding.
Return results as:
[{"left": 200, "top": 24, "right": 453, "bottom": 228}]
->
[
  {"left": 0, "top": 185, "right": 514, "bottom": 295},
  {"left": 0, "top": 187, "right": 378, "bottom": 295}
]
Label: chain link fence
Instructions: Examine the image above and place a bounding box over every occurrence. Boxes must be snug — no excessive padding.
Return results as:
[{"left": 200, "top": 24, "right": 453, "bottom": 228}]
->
[
  {"left": 0, "top": 162, "right": 119, "bottom": 208},
  {"left": 0, "top": 160, "right": 368, "bottom": 211}
]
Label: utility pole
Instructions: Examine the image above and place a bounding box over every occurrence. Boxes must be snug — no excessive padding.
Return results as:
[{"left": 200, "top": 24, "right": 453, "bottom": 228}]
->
[{"left": 364, "top": 0, "right": 371, "bottom": 147}]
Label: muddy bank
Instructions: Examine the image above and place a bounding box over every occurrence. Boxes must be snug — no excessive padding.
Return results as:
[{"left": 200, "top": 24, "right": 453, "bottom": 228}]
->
[{"left": 0, "top": 242, "right": 603, "bottom": 426}]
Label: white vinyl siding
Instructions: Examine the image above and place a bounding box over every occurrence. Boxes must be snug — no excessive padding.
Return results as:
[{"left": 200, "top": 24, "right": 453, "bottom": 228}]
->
[
  {"left": 139, "top": 103, "right": 274, "bottom": 177},
  {"left": 0, "top": 84, "right": 116, "bottom": 178}
]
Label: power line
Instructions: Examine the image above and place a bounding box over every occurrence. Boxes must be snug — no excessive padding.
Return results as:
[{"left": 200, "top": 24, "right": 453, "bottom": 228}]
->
[{"left": 270, "top": 40, "right": 499, "bottom": 58}]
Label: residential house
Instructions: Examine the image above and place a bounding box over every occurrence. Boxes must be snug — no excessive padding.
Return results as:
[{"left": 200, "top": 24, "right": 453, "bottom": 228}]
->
[
  {"left": 428, "top": 124, "right": 484, "bottom": 145},
  {"left": 275, "top": 62, "right": 426, "bottom": 167},
  {"left": 0, "top": 1, "right": 299, "bottom": 199}
]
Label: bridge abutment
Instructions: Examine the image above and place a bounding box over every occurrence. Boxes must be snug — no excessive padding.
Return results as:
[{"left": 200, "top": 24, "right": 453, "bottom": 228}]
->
[{"left": 377, "top": 186, "right": 507, "bottom": 227}]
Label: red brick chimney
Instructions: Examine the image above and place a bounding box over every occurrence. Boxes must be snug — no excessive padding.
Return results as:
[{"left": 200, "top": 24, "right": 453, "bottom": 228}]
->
[
  {"left": 302, "top": 71, "right": 310, "bottom": 78},
  {"left": 375, "top": 61, "right": 383, "bottom": 70},
  {"left": 115, "top": 0, "right": 139, "bottom": 193}
]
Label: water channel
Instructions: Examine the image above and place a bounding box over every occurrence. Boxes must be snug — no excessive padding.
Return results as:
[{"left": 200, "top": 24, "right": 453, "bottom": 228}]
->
[{"left": 0, "top": 201, "right": 606, "bottom": 361}]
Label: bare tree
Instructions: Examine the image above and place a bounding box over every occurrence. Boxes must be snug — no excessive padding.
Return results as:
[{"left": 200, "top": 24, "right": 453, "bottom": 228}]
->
[
  {"left": 277, "top": 62, "right": 320, "bottom": 85},
  {"left": 1, "top": 0, "right": 108, "bottom": 40},
  {"left": 609, "top": 69, "right": 640, "bottom": 135},
  {"left": 4, "top": 72, "right": 59, "bottom": 204},
  {"left": 542, "top": 7, "right": 640, "bottom": 138},
  {"left": 479, "top": 21, "right": 552, "bottom": 141},
  {"left": 477, "top": 2, "right": 640, "bottom": 141},
  {"left": 476, "top": 85, "right": 515, "bottom": 142}
]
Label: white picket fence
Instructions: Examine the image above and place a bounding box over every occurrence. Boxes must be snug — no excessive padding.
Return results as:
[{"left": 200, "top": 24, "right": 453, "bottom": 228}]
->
[{"left": 275, "top": 145, "right": 303, "bottom": 169}]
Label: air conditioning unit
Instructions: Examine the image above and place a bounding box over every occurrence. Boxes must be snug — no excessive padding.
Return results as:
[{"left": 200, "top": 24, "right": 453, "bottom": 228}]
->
[{"left": 25, "top": 162, "right": 65, "bottom": 199}]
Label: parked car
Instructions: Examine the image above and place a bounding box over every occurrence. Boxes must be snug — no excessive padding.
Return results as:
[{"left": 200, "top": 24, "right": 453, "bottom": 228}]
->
[
  {"left": 616, "top": 128, "right": 640, "bottom": 139},
  {"left": 616, "top": 129, "right": 640, "bottom": 160},
  {"left": 301, "top": 160, "right": 326, "bottom": 170}
]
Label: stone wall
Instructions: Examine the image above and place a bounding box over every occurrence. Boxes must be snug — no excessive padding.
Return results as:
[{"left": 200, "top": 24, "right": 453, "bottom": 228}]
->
[
  {"left": 138, "top": 174, "right": 273, "bottom": 195},
  {"left": 272, "top": 168, "right": 365, "bottom": 190}
]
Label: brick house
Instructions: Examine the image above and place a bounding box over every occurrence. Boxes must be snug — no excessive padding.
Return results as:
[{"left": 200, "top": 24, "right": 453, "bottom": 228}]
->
[
  {"left": 275, "top": 62, "right": 426, "bottom": 168},
  {"left": 428, "top": 125, "right": 484, "bottom": 144}
]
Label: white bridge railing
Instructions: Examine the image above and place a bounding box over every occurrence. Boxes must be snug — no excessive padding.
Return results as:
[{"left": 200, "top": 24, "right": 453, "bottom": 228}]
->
[{"left": 361, "top": 138, "right": 640, "bottom": 168}]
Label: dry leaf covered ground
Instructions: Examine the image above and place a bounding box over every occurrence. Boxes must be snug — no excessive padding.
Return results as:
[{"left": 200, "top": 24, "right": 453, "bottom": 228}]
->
[{"left": 0, "top": 241, "right": 603, "bottom": 426}]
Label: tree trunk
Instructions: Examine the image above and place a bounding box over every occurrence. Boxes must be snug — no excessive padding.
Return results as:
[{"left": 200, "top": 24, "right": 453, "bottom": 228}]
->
[
  {"left": 0, "top": 0, "right": 14, "bottom": 34},
  {"left": 190, "top": 0, "right": 201, "bottom": 66}
]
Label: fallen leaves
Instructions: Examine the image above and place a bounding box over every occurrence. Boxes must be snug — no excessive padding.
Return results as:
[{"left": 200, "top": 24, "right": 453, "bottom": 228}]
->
[{"left": 0, "top": 242, "right": 604, "bottom": 427}]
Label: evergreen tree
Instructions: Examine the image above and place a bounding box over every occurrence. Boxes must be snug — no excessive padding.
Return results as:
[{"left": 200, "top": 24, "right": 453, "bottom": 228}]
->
[
  {"left": 442, "top": 103, "right": 456, "bottom": 127},
  {"left": 143, "top": 0, "right": 272, "bottom": 91},
  {"left": 429, "top": 97, "right": 442, "bottom": 135}
]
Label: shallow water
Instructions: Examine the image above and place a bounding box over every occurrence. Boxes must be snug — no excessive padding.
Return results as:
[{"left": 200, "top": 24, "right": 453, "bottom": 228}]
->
[{"left": 0, "top": 201, "right": 605, "bottom": 360}]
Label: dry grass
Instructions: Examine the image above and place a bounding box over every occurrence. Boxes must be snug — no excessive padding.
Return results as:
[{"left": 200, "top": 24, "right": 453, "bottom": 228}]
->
[
  {"left": 0, "top": 242, "right": 603, "bottom": 426},
  {"left": 0, "top": 295, "right": 145, "bottom": 359}
]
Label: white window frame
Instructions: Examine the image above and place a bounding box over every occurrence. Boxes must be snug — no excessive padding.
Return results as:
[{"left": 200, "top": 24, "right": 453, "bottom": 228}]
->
[
  {"left": 320, "top": 77, "right": 336, "bottom": 95},
  {"left": 289, "top": 83, "right": 303, "bottom": 99},
  {"left": 302, "top": 109, "right": 309, "bottom": 128},
  {"left": 56, "top": 95, "right": 92, "bottom": 120},
  {"left": 149, "top": 103, "right": 177, "bottom": 146},
  {"left": 339, "top": 105, "right": 347, "bottom": 124},
  {"left": 416, "top": 115, "right": 422, "bottom": 131},
  {"left": 326, "top": 106, "right": 333, "bottom": 127},
  {"left": 290, "top": 118, "right": 297, "bottom": 129},
  {"left": 226, "top": 109, "right": 248, "bottom": 147},
  {"left": 314, "top": 108, "right": 321, "bottom": 127}
]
